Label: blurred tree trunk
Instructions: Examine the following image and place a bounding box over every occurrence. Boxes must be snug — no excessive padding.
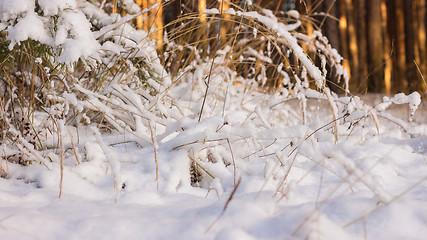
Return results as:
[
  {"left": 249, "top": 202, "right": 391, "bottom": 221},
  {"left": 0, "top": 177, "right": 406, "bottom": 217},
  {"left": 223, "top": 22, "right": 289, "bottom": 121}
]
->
[
  {"left": 304, "top": 0, "right": 314, "bottom": 37},
  {"left": 138, "top": 0, "right": 163, "bottom": 49},
  {"left": 321, "top": 0, "right": 341, "bottom": 91},
  {"left": 142, "top": 0, "right": 149, "bottom": 31},
  {"left": 367, "top": 0, "right": 385, "bottom": 92},
  {"left": 136, "top": 0, "right": 143, "bottom": 29},
  {"left": 354, "top": 0, "right": 368, "bottom": 93},
  {"left": 164, "top": 0, "right": 181, "bottom": 32},
  {"left": 395, "top": 0, "right": 408, "bottom": 92},
  {"left": 322, "top": 0, "right": 339, "bottom": 50},
  {"left": 404, "top": 0, "right": 419, "bottom": 92},
  {"left": 414, "top": 0, "right": 427, "bottom": 91},
  {"left": 219, "top": 0, "right": 230, "bottom": 39},
  {"left": 338, "top": 0, "right": 351, "bottom": 89},
  {"left": 198, "top": 0, "right": 206, "bottom": 24},
  {"left": 386, "top": 0, "right": 398, "bottom": 93},
  {"left": 198, "top": 0, "right": 208, "bottom": 57},
  {"left": 382, "top": 0, "right": 392, "bottom": 94},
  {"left": 112, "top": 0, "right": 118, "bottom": 13},
  {"left": 344, "top": 0, "right": 359, "bottom": 92}
]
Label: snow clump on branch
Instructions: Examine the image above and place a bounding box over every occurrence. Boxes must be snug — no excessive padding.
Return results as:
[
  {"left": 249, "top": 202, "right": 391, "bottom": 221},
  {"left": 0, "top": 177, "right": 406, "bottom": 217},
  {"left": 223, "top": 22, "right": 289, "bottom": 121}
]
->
[{"left": 0, "top": 0, "right": 100, "bottom": 64}]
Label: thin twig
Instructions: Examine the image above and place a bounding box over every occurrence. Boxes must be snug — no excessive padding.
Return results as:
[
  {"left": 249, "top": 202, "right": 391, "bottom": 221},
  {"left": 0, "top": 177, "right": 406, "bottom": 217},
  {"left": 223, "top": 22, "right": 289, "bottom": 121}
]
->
[
  {"left": 343, "top": 175, "right": 427, "bottom": 228},
  {"left": 67, "top": 126, "right": 80, "bottom": 165},
  {"left": 198, "top": 0, "right": 225, "bottom": 122},
  {"left": 304, "top": 112, "right": 350, "bottom": 141},
  {"left": 59, "top": 126, "right": 64, "bottom": 199},
  {"left": 226, "top": 138, "right": 237, "bottom": 186},
  {"left": 206, "top": 177, "right": 242, "bottom": 233},
  {"left": 149, "top": 121, "right": 159, "bottom": 190},
  {"left": 414, "top": 59, "right": 427, "bottom": 88},
  {"left": 206, "top": 188, "right": 221, "bottom": 200}
]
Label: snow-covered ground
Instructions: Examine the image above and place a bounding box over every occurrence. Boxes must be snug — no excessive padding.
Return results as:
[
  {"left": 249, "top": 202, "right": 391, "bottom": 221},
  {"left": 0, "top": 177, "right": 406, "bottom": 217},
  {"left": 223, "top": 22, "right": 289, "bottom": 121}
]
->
[{"left": 1, "top": 80, "right": 426, "bottom": 240}]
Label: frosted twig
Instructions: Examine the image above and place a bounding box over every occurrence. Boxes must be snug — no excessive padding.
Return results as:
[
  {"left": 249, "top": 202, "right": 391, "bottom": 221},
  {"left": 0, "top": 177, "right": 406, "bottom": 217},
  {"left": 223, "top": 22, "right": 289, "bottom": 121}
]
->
[
  {"left": 149, "top": 121, "right": 159, "bottom": 190},
  {"left": 206, "top": 177, "right": 242, "bottom": 233}
]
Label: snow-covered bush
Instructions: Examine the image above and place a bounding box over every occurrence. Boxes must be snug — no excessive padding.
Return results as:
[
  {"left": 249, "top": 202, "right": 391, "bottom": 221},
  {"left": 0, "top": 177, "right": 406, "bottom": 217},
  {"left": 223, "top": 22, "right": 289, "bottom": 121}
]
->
[
  {"left": 0, "top": 0, "right": 168, "bottom": 172},
  {"left": 0, "top": 0, "right": 100, "bottom": 64}
]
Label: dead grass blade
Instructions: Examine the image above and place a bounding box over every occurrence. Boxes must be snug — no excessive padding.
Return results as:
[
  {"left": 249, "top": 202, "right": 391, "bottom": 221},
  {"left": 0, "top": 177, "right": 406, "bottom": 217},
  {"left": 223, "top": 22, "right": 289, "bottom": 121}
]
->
[{"left": 206, "top": 177, "right": 242, "bottom": 233}]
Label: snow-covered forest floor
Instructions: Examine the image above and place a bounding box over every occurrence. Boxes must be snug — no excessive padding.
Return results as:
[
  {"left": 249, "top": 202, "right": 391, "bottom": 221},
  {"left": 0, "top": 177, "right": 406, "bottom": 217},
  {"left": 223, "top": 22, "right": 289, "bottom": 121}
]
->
[
  {"left": 1, "top": 1, "right": 426, "bottom": 239},
  {"left": 1, "top": 83, "right": 426, "bottom": 240}
]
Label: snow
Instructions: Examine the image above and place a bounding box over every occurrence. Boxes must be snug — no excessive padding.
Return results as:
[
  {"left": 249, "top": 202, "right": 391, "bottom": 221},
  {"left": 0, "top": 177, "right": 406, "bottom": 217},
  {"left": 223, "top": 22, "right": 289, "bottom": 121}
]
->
[
  {"left": 6, "top": 11, "right": 51, "bottom": 48},
  {"left": 56, "top": 10, "right": 101, "bottom": 63},
  {"left": 37, "top": 0, "right": 76, "bottom": 16},
  {"left": 203, "top": 8, "right": 220, "bottom": 14},
  {"left": 1, "top": 77, "right": 426, "bottom": 239},
  {"left": 1, "top": 1, "right": 426, "bottom": 240},
  {"left": 0, "top": 0, "right": 34, "bottom": 20},
  {"left": 2, "top": 0, "right": 100, "bottom": 64}
]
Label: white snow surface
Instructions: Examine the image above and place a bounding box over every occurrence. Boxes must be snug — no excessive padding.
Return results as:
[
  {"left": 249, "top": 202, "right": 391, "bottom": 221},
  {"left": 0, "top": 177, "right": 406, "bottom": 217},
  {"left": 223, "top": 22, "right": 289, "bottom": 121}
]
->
[
  {"left": 1, "top": 76, "right": 427, "bottom": 240},
  {"left": 0, "top": 2, "right": 426, "bottom": 240}
]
